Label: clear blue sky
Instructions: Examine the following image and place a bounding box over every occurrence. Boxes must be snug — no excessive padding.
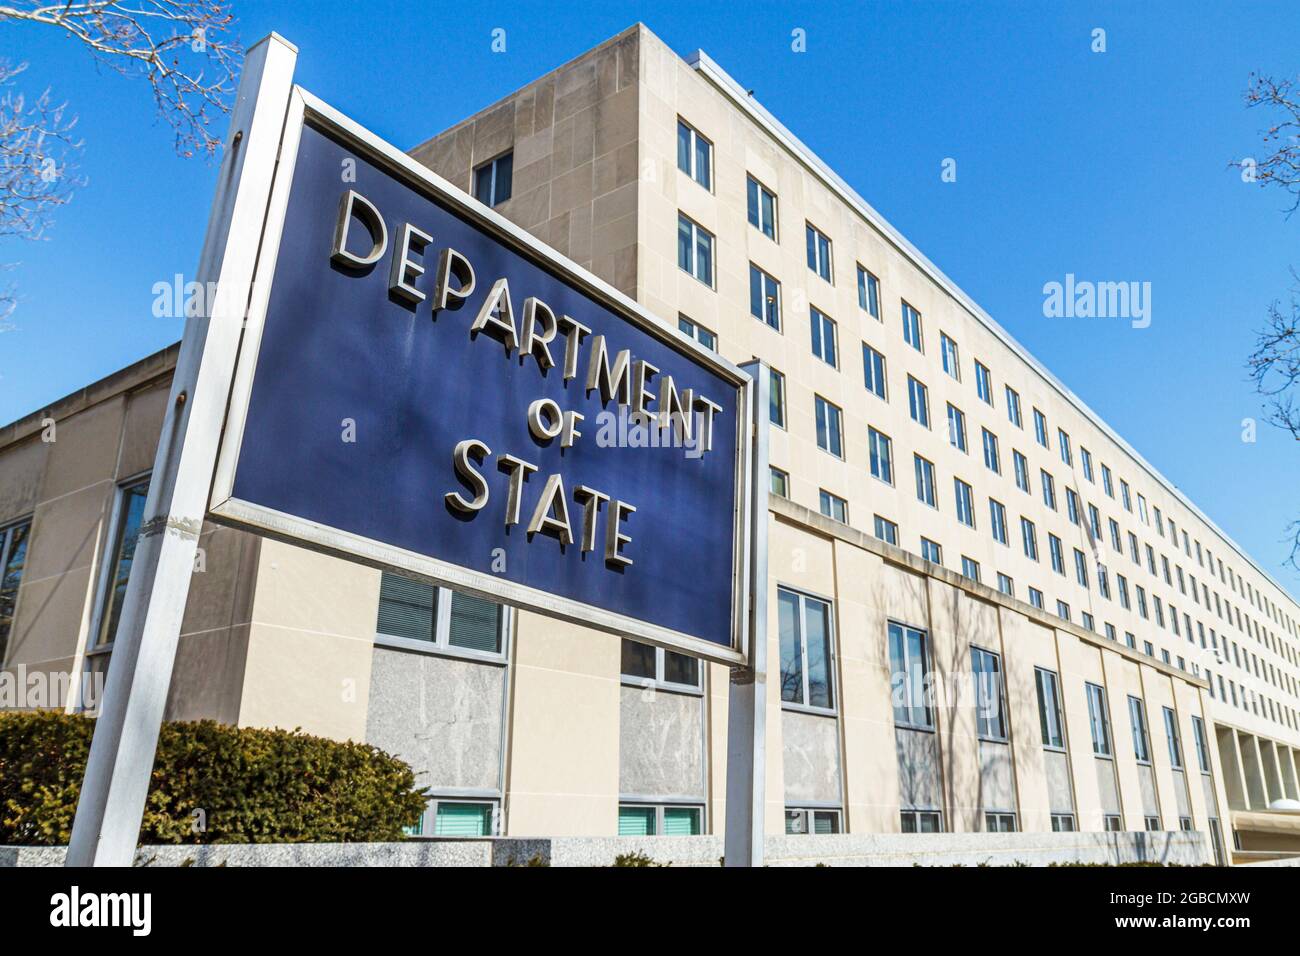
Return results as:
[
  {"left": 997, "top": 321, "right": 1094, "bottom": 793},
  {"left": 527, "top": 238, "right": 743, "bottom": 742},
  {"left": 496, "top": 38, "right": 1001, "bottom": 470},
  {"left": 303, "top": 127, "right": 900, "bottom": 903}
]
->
[{"left": 4, "top": 0, "right": 1299, "bottom": 594}]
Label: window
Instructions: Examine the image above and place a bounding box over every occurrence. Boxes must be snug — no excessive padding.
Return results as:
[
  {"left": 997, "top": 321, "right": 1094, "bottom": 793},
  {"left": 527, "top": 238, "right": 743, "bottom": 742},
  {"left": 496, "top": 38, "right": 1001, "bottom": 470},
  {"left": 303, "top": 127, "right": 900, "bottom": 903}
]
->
[
  {"left": 1192, "top": 715, "right": 1211, "bottom": 773},
  {"left": 961, "top": 556, "right": 981, "bottom": 582},
  {"left": 1087, "top": 682, "right": 1112, "bottom": 756},
  {"left": 620, "top": 803, "right": 704, "bottom": 836},
  {"left": 746, "top": 174, "right": 776, "bottom": 238},
  {"left": 900, "top": 809, "right": 944, "bottom": 833},
  {"left": 1082, "top": 611, "right": 1095, "bottom": 631},
  {"left": 770, "top": 466, "right": 789, "bottom": 499},
  {"left": 413, "top": 798, "right": 498, "bottom": 837},
  {"left": 778, "top": 588, "right": 835, "bottom": 710},
  {"left": 1074, "top": 548, "right": 1090, "bottom": 588},
  {"left": 785, "top": 807, "right": 842, "bottom": 834},
  {"left": 970, "top": 645, "right": 1007, "bottom": 740},
  {"left": 1104, "top": 814, "right": 1123, "bottom": 832},
  {"left": 1051, "top": 814, "right": 1077, "bottom": 832},
  {"left": 1163, "top": 706, "right": 1183, "bottom": 770},
  {"left": 873, "top": 515, "right": 899, "bottom": 545},
  {"left": 1021, "top": 518, "right": 1038, "bottom": 560},
  {"left": 1128, "top": 696, "right": 1152, "bottom": 763},
  {"left": 1041, "top": 470, "right": 1057, "bottom": 510},
  {"left": 975, "top": 361, "right": 993, "bottom": 405},
  {"left": 940, "top": 332, "right": 961, "bottom": 380},
  {"left": 1056, "top": 600, "right": 1071, "bottom": 622},
  {"left": 901, "top": 301, "right": 923, "bottom": 351},
  {"left": 769, "top": 368, "right": 786, "bottom": 428},
  {"left": 92, "top": 478, "right": 151, "bottom": 655},
  {"left": 862, "top": 343, "right": 887, "bottom": 400},
  {"left": 1144, "top": 815, "right": 1161, "bottom": 832},
  {"left": 0, "top": 518, "right": 31, "bottom": 664},
  {"left": 1081, "top": 447, "right": 1094, "bottom": 482},
  {"left": 920, "top": 537, "right": 942, "bottom": 564},
  {"left": 982, "top": 428, "right": 1001, "bottom": 474},
  {"left": 1102, "top": 464, "right": 1114, "bottom": 497},
  {"left": 749, "top": 263, "right": 781, "bottom": 330},
  {"left": 819, "top": 490, "right": 848, "bottom": 524},
  {"left": 1035, "top": 668, "right": 1065, "bottom": 750},
  {"left": 472, "top": 152, "right": 513, "bottom": 206},
  {"left": 1048, "top": 535, "right": 1064, "bottom": 574},
  {"left": 997, "top": 573, "right": 1014, "bottom": 597},
  {"left": 989, "top": 499, "right": 1008, "bottom": 545},
  {"left": 676, "top": 119, "right": 712, "bottom": 189},
  {"left": 947, "top": 404, "right": 968, "bottom": 452},
  {"left": 677, "top": 213, "right": 714, "bottom": 286},
  {"left": 805, "top": 223, "right": 832, "bottom": 282},
  {"left": 888, "top": 621, "right": 934, "bottom": 729},
  {"left": 378, "top": 573, "right": 507, "bottom": 657},
  {"left": 857, "top": 265, "right": 881, "bottom": 318},
  {"left": 810, "top": 306, "right": 838, "bottom": 367},
  {"left": 908, "top": 376, "right": 930, "bottom": 427},
  {"left": 1121, "top": 480, "right": 1132, "bottom": 512},
  {"left": 954, "top": 478, "right": 975, "bottom": 527},
  {"left": 1013, "top": 450, "right": 1030, "bottom": 493},
  {"left": 815, "top": 396, "right": 843, "bottom": 458},
  {"left": 1033, "top": 408, "right": 1049, "bottom": 448},
  {"left": 677, "top": 314, "right": 716, "bottom": 350},
  {"left": 1028, "top": 587, "right": 1044, "bottom": 609},
  {"left": 1005, "top": 386, "right": 1022, "bottom": 427},
  {"left": 985, "top": 812, "right": 1017, "bottom": 833},
  {"left": 1058, "top": 429, "right": 1072, "bottom": 466},
  {"left": 914, "top": 455, "right": 937, "bottom": 508},
  {"left": 1066, "top": 489, "right": 1080, "bottom": 525},
  {"left": 869, "top": 427, "right": 894, "bottom": 484}
]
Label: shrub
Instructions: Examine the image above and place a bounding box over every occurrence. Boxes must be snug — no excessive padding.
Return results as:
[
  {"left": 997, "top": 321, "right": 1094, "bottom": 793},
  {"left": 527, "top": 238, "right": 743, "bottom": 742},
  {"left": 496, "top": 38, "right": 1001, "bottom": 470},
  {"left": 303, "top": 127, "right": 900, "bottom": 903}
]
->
[
  {"left": 0, "top": 712, "right": 427, "bottom": 845},
  {"left": 611, "top": 850, "right": 666, "bottom": 867}
]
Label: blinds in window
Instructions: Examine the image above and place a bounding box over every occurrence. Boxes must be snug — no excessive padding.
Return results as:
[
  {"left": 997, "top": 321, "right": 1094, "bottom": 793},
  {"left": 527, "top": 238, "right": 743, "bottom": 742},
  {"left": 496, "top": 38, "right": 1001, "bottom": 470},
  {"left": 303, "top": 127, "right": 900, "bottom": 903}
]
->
[
  {"left": 449, "top": 591, "right": 502, "bottom": 653},
  {"left": 377, "top": 573, "right": 436, "bottom": 641},
  {"left": 434, "top": 802, "right": 492, "bottom": 836},
  {"left": 813, "top": 812, "right": 837, "bottom": 835},
  {"left": 618, "top": 807, "right": 655, "bottom": 836},
  {"left": 662, "top": 807, "right": 700, "bottom": 836}
]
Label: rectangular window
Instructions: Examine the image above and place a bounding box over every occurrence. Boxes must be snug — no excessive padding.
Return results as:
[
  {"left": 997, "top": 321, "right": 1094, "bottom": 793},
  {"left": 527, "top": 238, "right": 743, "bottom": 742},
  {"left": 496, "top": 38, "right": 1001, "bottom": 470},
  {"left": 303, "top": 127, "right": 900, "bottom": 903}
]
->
[
  {"left": 676, "top": 213, "right": 714, "bottom": 286},
  {"left": 997, "top": 573, "right": 1014, "bottom": 597},
  {"left": 954, "top": 478, "right": 975, "bottom": 528},
  {"left": 1013, "top": 451, "right": 1030, "bottom": 493},
  {"left": 805, "top": 222, "right": 832, "bottom": 282},
  {"left": 472, "top": 151, "right": 513, "bottom": 206},
  {"left": 975, "top": 361, "right": 993, "bottom": 404},
  {"left": 769, "top": 466, "right": 789, "bottom": 499},
  {"left": 749, "top": 263, "right": 781, "bottom": 330},
  {"left": 769, "top": 368, "right": 786, "bottom": 428},
  {"left": 377, "top": 573, "right": 507, "bottom": 657},
  {"left": 1041, "top": 470, "right": 1057, "bottom": 510},
  {"left": 888, "top": 621, "right": 934, "bottom": 729},
  {"left": 425, "top": 799, "right": 497, "bottom": 837},
  {"left": 0, "top": 518, "right": 32, "bottom": 664},
  {"left": 1144, "top": 815, "right": 1161, "bottom": 832},
  {"left": 914, "top": 455, "right": 937, "bottom": 508},
  {"left": 1021, "top": 517, "right": 1038, "bottom": 560},
  {"left": 947, "top": 403, "right": 968, "bottom": 452},
  {"left": 1192, "top": 715, "right": 1211, "bottom": 773},
  {"left": 985, "top": 812, "right": 1017, "bottom": 833},
  {"left": 901, "top": 301, "right": 924, "bottom": 352},
  {"left": 1066, "top": 489, "right": 1080, "bottom": 525},
  {"left": 989, "top": 499, "right": 1008, "bottom": 545},
  {"left": 1163, "top": 706, "right": 1183, "bottom": 770},
  {"left": 1081, "top": 448, "right": 1094, "bottom": 482},
  {"left": 1056, "top": 600, "right": 1071, "bottom": 622},
  {"left": 961, "top": 556, "right": 981, "bottom": 582},
  {"left": 1049, "top": 534, "right": 1064, "bottom": 574},
  {"left": 1029, "top": 587, "right": 1044, "bottom": 609},
  {"left": 1102, "top": 464, "right": 1114, "bottom": 497},
  {"left": 971, "top": 645, "right": 1007, "bottom": 741},
  {"left": 920, "top": 537, "right": 942, "bottom": 565},
  {"left": 873, "top": 515, "right": 899, "bottom": 545},
  {"left": 1033, "top": 408, "right": 1049, "bottom": 448},
  {"left": 862, "top": 343, "right": 887, "bottom": 400},
  {"left": 619, "top": 803, "right": 704, "bottom": 836},
  {"left": 677, "top": 314, "right": 716, "bottom": 350},
  {"left": 869, "top": 427, "right": 894, "bottom": 484},
  {"left": 815, "top": 395, "right": 843, "bottom": 458},
  {"left": 810, "top": 306, "right": 838, "bottom": 367},
  {"left": 1036, "top": 667, "right": 1065, "bottom": 750},
  {"left": 857, "top": 265, "right": 881, "bottom": 318},
  {"left": 1051, "top": 814, "right": 1077, "bottom": 832},
  {"left": 778, "top": 587, "right": 835, "bottom": 710},
  {"left": 785, "top": 807, "right": 842, "bottom": 835},
  {"left": 1104, "top": 814, "right": 1122, "bottom": 832},
  {"left": 819, "top": 489, "right": 848, "bottom": 524},
  {"left": 940, "top": 332, "right": 961, "bottom": 381},
  {"left": 1087, "top": 682, "right": 1112, "bottom": 756},
  {"left": 1058, "top": 428, "right": 1072, "bottom": 466},
  {"left": 901, "top": 809, "right": 944, "bottom": 833},
  {"left": 1128, "top": 695, "right": 1152, "bottom": 764},
  {"left": 1074, "top": 548, "right": 1090, "bottom": 588},
  {"left": 1121, "top": 480, "right": 1132, "bottom": 512},
  {"left": 93, "top": 478, "right": 151, "bottom": 652},
  {"left": 982, "top": 428, "right": 1001, "bottom": 474},
  {"left": 676, "top": 119, "right": 712, "bottom": 189},
  {"left": 746, "top": 174, "right": 776, "bottom": 238},
  {"left": 1005, "top": 386, "right": 1022, "bottom": 427},
  {"left": 908, "top": 376, "right": 930, "bottom": 428}
]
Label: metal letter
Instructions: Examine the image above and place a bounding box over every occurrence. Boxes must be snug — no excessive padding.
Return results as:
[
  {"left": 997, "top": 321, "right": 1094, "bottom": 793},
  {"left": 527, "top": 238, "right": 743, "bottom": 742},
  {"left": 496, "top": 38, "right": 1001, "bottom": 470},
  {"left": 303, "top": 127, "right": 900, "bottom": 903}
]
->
[
  {"left": 471, "top": 277, "right": 518, "bottom": 353},
  {"left": 330, "top": 189, "right": 387, "bottom": 268},
  {"left": 388, "top": 221, "right": 432, "bottom": 306},
  {"left": 605, "top": 499, "right": 635, "bottom": 567},
  {"left": 526, "top": 473, "right": 574, "bottom": 546},
  {"left": 445, "top": 438, "right": 491, "bottom": 513},
  {"left": 573, "top": 484, "right": 609, "bottom": 553},
  {"left": 556, "top": 314, "right": 591, "bottom": 382},
  {"left": 433, "top": 246, "right": 476, "bottom": 312},
  {"left": 585, "top": 335, "right": 631, "bottom": 405},
  {"left": 497, "top": 454, "right": 537, "bottom": 527},
  {"left": 520, "top": 297, "right": 558, "bottom": 371}
]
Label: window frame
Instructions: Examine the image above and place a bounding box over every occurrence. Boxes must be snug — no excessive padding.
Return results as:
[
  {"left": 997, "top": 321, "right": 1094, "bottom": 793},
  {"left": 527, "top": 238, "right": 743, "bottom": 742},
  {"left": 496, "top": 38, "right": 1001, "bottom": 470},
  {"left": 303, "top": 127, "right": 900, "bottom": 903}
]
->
[
  {"left": 970, "top": 644, "right": 1009, "bottom": 742},
  {"left": 805, "top": 222, "right": 833, "bottom": 282},
  {"left": 87, "top": 473, "right": 152, "bottom": 664},
  {"left": 619, "top": 800, "right": 706, "bottom": 837},
  {"left": 376, "top": 574, "right": 512, "bottom": 665},
  {"left": 857, "top": 264, "right": 881, "bottom": 319},
  {"left": 745, "top": 173, "right": 777, "bottom": 239},
  {"left": 814, "top": 394, "right": 844, "bottom": 459},
  {"left": 1035, "top": 666, "right": 1067, "bottom": 751},
  {"left": 777, "top": 586, "right": 838, "bottom": 714},
  {"left": 785, "top": 806, "right": 843, "bottom": 835},
  {"left": 676, "top": 212, "right": 715, "bottom": 287},
  {"left": 748, "top": 262, "right": 782, "bottom": 331},
  {"left": 0, "top": 515, "right": 33, "bottom": 667},
  {"left": 472, "top": 151, "right": 514, "bottom": 207},
  {"left": 676, "top": 118, "right": 713, "bottom": 190}
]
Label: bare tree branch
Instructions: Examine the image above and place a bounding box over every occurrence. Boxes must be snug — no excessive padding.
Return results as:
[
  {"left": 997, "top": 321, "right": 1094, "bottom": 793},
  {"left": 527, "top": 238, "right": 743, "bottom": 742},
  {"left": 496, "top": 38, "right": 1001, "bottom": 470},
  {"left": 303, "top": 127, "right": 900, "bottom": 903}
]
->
[
  {"left": 0, "top": 1, "right": 242, "bottom": 159},
  {"left": 1249, "top": 271, "right": 1300, "bottom": 442},
  {"left": 1231, "top": 73, "right": 1300, "bottom": 215},
  {"left": 0, "top": 60, "right": 83, "bottom": 242}
]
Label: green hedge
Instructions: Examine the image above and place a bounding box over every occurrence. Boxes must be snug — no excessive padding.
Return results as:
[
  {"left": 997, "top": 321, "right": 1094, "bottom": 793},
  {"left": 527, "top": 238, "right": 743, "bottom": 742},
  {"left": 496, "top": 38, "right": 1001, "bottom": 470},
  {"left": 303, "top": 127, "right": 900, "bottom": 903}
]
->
[{"left": 0, "top": 712, "right": 427, "bottom": 845}]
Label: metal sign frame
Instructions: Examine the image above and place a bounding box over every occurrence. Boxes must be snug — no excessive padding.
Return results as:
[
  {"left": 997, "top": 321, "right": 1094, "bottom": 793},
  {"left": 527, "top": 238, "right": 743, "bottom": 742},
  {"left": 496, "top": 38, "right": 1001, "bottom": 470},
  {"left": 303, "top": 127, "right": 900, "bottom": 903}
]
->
[{"left": 207, "top": 87, "right": 754, "bottom": 668}]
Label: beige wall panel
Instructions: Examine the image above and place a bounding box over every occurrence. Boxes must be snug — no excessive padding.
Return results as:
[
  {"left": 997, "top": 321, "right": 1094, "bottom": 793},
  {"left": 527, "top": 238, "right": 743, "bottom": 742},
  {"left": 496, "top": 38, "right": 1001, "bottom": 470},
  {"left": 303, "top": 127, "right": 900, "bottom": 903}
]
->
[
  {"left": 0, "top": 438, "right": 49, "bottom": 524},
  {"left": 36, "top": 396, "right": 125, "bottom": 504}
]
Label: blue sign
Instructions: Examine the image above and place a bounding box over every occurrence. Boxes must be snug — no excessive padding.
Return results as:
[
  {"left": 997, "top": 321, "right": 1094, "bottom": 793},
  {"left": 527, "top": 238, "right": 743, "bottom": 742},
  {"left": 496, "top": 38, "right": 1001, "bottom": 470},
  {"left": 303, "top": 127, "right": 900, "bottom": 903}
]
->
[{"left": 212, "top": 112, "right": 750, "bottom": 655}]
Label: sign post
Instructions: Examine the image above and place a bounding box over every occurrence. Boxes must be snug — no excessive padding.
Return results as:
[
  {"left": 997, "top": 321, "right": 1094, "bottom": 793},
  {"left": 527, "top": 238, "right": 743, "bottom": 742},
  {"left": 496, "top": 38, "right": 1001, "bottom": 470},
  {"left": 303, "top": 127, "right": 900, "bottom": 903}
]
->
[
  {"left": 725, "top": 361, "right": 769, "bottom": 867},
  {"left": 66, "top": 34, "right": 299, "bottom": 867}
]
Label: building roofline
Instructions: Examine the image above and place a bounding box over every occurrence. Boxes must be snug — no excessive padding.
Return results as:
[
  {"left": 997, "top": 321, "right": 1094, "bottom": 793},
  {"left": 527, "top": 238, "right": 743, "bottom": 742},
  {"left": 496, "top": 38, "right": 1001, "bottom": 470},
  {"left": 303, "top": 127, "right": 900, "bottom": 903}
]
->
[{"left": 686, "top": 47, "right": 1300, "bottom": 610}]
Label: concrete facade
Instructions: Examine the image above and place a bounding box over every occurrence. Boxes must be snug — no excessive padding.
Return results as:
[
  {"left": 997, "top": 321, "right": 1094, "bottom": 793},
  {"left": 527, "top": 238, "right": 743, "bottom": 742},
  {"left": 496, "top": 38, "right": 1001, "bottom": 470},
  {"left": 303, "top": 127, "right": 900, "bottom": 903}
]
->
[{"left": 2, "top": 24, "right": 1297, "bottom": 861}]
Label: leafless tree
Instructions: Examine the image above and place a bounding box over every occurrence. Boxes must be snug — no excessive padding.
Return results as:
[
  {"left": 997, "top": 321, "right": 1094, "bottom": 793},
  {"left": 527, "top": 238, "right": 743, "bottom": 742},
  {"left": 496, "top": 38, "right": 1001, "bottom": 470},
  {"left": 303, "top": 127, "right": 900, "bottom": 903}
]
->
[{"left": 1235, "top": 73, "right": 1300, "bottom": 565}]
